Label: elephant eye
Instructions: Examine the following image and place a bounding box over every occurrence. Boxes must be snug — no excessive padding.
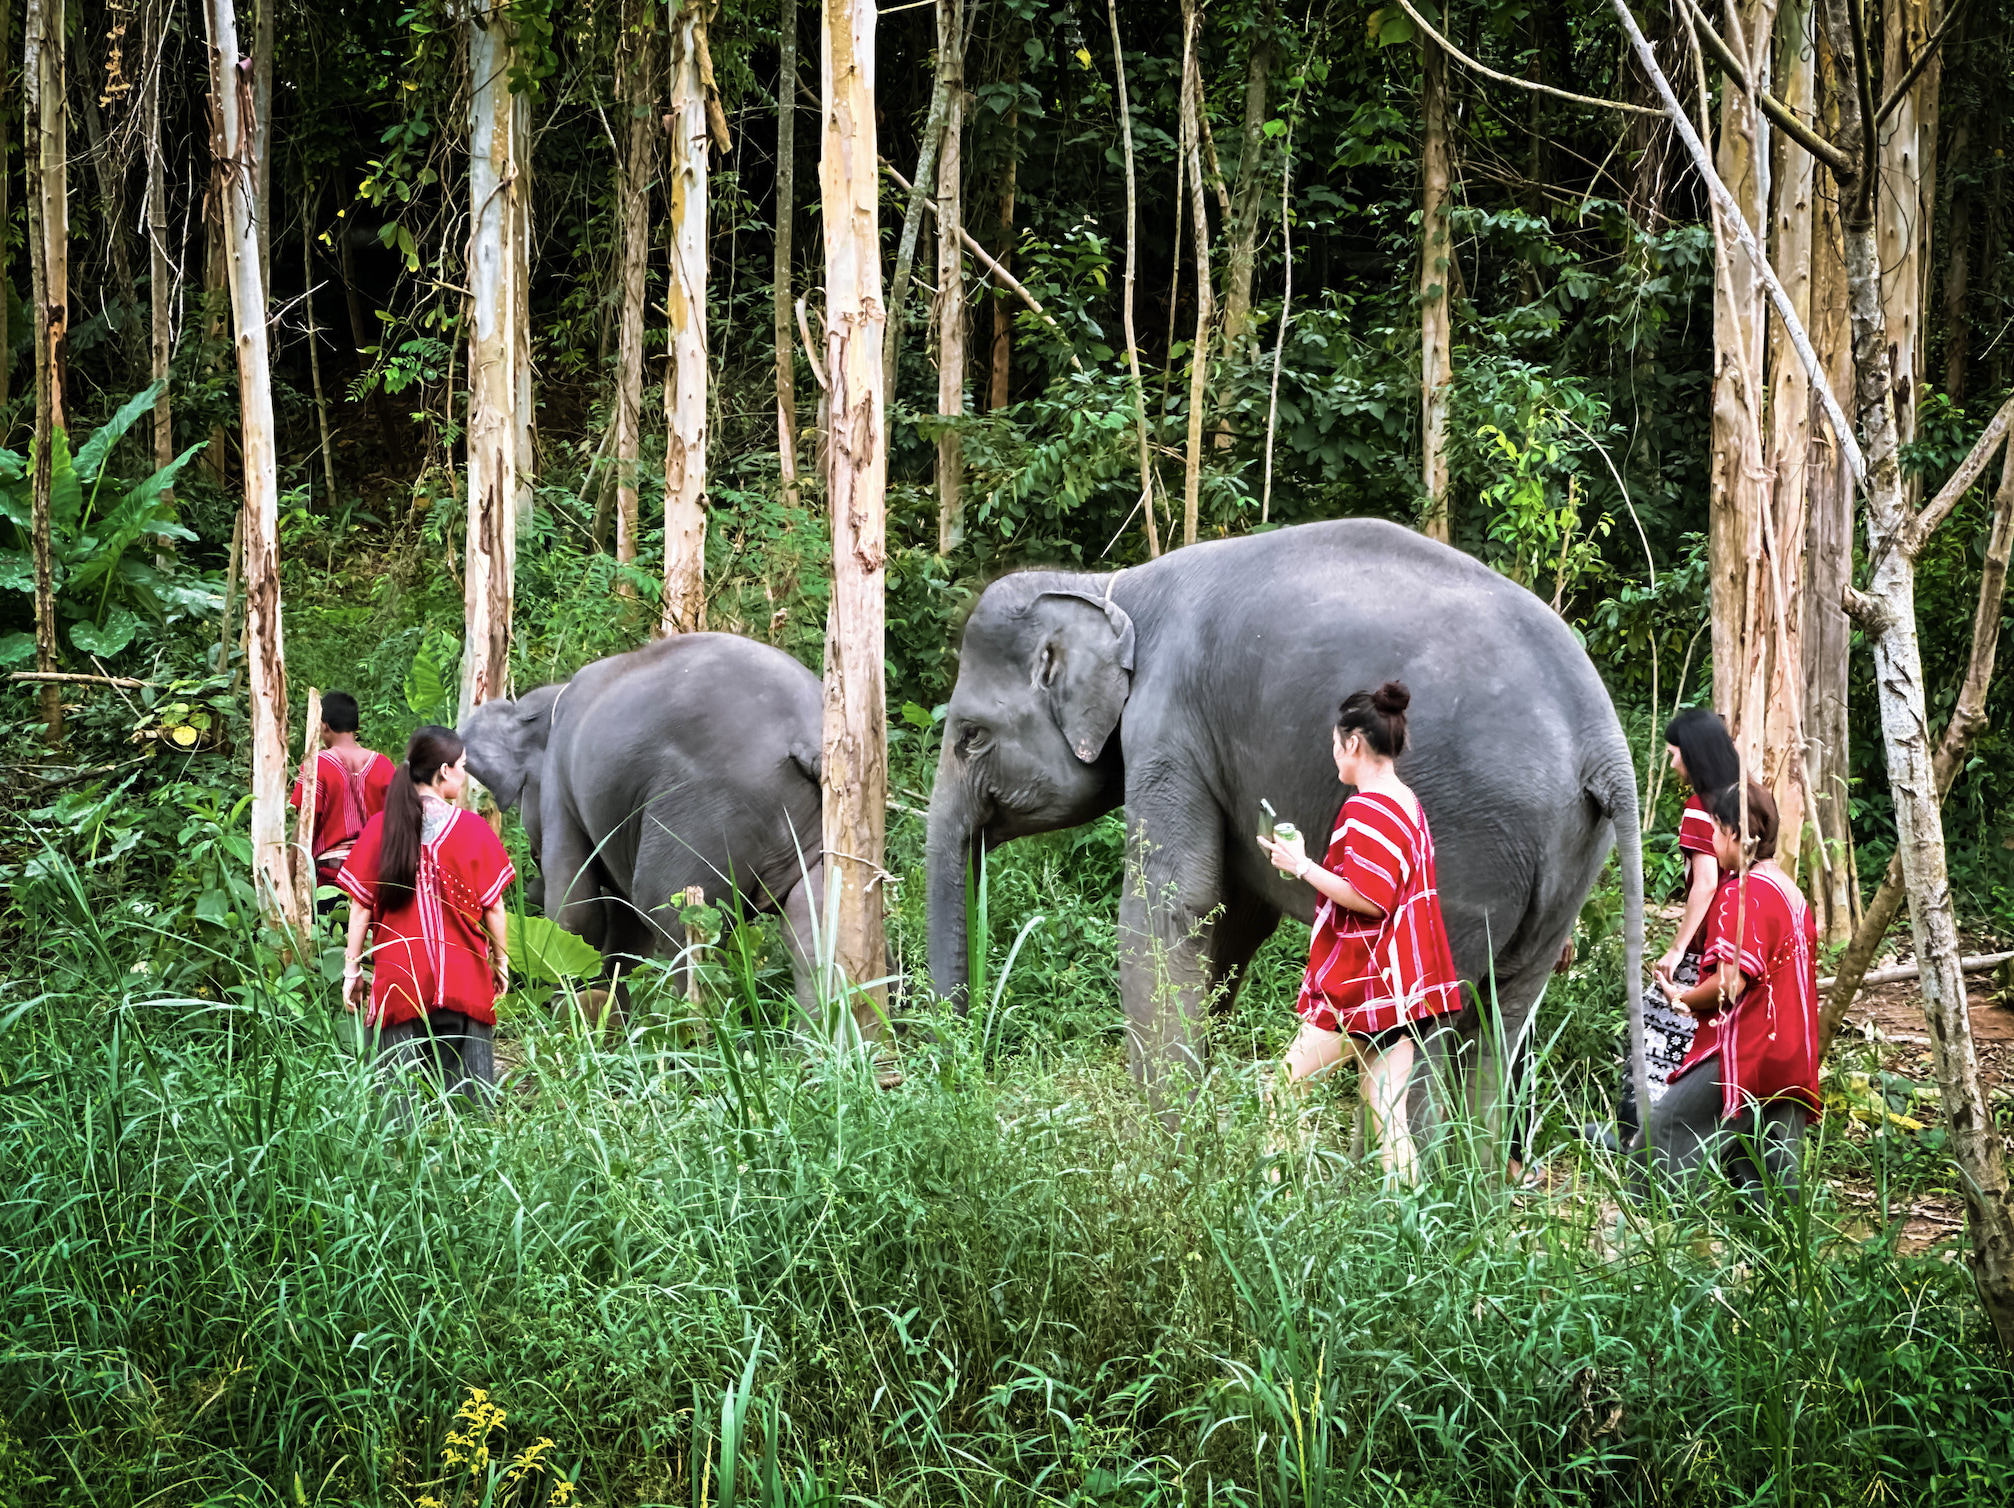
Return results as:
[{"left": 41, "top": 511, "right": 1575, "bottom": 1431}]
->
[{"left": 956, "top": 723, "right": 989, "bottom": 757}]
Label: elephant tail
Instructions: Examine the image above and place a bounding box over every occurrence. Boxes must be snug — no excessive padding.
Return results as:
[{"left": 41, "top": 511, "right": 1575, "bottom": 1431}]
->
[{"left": 1590, "top": 752, "right": 1649, "bottom": 1139}]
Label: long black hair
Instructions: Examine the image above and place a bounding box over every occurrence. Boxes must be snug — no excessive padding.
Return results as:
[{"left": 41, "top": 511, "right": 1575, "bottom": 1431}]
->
[
  {"left": 378, "top": 725, "right": 465, "bottom": 908},
  {"left": 1336, "top": 681, "right": 1410, "bottom": 758},
  {"left": 1665, "top": 707, "right": 1740, "bottom": 796},
  {"left": 1710, "top": 779, "right": 1779, "bottom": 863}
]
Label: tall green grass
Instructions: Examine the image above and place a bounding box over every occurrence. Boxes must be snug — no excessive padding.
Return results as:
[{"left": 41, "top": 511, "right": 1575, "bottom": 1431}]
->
[{"left": 3, "top": 858, "right": 2011, "bottom": 1508}]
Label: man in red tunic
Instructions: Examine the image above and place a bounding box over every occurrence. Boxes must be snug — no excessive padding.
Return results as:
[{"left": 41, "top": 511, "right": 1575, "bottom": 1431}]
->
[
  {"left": 1637, "top": 781, "right": 1820, "bottom": 1206},
  {"left": 289, "top": 691, "right": 396, "bottom": 896}
]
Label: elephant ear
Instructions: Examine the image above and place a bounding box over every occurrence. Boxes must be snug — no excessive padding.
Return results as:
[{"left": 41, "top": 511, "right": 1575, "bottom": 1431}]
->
[{"left": 1031, "top": 590, "right": 1135, "bottom": 763}]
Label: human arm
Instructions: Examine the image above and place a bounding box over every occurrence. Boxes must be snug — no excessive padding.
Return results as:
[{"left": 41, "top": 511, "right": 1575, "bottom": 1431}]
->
[
  {"left": 1663, "top": 960, "right": 1747, "bottom": 1017},
  {"left": 1258, "top": 830, "right": 1384, "bottom": 917},
  {"left": 1660, "top": 849, "right": 1721, "bottom": 974},
  {"left": 343, "top": 901, "right": 370, "bottom": 1011},
  {"left": 483, "top": 901, "right": 510, "bottom": 995}
]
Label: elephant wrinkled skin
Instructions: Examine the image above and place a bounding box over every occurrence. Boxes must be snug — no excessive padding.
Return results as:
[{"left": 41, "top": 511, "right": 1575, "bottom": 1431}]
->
[
  {"left": 462, "top": 633, "right": 830, "bottom": 1007},
  {"left": 925, "top": 519, "right": 1644, "bottom": 1107}
]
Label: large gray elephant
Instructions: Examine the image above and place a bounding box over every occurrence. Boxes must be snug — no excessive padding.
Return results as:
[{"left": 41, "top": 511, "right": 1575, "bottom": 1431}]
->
[
  {"left": 462, "top": 633, "right": 830, "bottom": 1005},
  {"left": 926, "top": 518, "right": 1644, "bottom": 1103}
]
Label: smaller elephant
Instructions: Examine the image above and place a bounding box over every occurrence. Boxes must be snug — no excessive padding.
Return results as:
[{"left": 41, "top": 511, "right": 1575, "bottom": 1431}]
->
[{"left": 462, "top": 633, "right": 832, "bottom": 1009}]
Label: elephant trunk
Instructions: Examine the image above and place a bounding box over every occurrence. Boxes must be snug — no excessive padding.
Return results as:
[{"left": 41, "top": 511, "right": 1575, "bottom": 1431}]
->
[{"left": 926, "top": 761, "right": 983, "bottom": 1014}]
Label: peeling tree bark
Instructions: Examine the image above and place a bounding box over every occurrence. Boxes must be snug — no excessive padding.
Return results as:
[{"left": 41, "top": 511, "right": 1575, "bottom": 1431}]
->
[
  {"left": 1941, "top": 114, "right": 1971, "bottom": 404},
  {"left": 819, "top": 0, "right": 889, "bottom": 1026},
  {"left": 253, "top": 0, "right": 272, "bottom": 301},
  {"left": 0, "top": 0, "right": 12, "bottom": 414},
  {"left": 934, "top": 0, "right": 966, "bottom": 554},
  {"left": 1815, "top": 0, "right": 2014, "bottom": 1353},
  {"left": 1877, "top": 0, "right": 1935, "bottom": 493},
  {"left": 774, "top": 0, "right": 799, "bottom": 497},
  {"left": 613, "top": 0, "right": 653, "bottom": 595},
  {"left": 26, "top": 0, "right": 65, "bottom": 743},
  {"left": 661, "top": 1, "right": 710, "bottom": 636},
  {"left": 1419, "top": 31, "right": 1452, "bottom": 543},
  {"left": 205, "top": 0, "right": 305, "bottom": 942},
  {"left": 460, "top": 0, "right": 531, "bottom": 721}
]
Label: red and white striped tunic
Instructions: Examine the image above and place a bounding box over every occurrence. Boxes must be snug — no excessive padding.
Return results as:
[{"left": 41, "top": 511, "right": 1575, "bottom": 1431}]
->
[
  {"left": 290, "top": 749, "right": 395, "bottom": 877},
  {"left": 1295, "top": 790, "right": 1464, "bottom": 1037},
  {"left": 1670, "top": 863, "right": 1821, "bottom": 1120},
  {"left": 1676, "top": 793, "right": 1718, "bottom": 860}
]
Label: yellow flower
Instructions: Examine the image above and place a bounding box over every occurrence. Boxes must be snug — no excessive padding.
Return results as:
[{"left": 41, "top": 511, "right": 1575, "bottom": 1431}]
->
[{"left": 549, "top": 1482, "right": 575, "bottom": 1506}]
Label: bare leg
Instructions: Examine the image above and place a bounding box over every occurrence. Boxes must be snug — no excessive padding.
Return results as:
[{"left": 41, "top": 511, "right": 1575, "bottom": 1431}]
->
[{"left": 1354, "top": 1034, "right": 1420, "bottom": 1185}]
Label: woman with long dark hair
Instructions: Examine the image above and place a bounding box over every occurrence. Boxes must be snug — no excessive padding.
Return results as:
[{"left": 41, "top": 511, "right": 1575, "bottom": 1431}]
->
[
  {"left": 1257, "top": 682, "right": 1464, "bottom": 1184},
  {"left": 337, "top": 726, "right": 515, "bottom": 1103}
]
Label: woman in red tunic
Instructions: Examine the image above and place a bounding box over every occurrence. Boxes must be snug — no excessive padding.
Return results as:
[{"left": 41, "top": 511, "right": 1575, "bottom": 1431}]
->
[
  {"left": 288, "top": 691, "right": 396, "bottom": 892},
  {"left": 1638, "top": 781, "right": 1819, "bottom": 1204},
  {"left": 1258, "top": 682, "right": 1464, "bottom": 1183},
  {"left": 338, "top": 725, "right": 515, "bottom": 1106}
]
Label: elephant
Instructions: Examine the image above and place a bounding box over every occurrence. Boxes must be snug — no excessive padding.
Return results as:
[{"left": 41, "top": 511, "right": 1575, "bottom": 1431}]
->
[
  {"left": 926, "top": 518, "right": 1644, "bottom": 1116},
  {"left": 461, "top": 633, "right": 832, "bottom": 1009}
]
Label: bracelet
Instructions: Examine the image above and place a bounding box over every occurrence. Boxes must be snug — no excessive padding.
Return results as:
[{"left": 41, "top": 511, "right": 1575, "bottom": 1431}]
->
[{"left": 1294, "top": 859, "right": 1311, "bottom": 881}]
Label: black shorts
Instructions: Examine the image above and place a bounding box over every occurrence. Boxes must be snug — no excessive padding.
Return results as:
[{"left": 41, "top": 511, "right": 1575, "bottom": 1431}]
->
[{"left": 1350, "top": 1020, "right": 1424, "bottom": 1054}]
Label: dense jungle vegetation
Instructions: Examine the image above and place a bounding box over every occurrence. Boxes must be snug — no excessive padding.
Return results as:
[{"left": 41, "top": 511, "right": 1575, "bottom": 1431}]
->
[{"left": 4, "top": 0, "right": 2014, "bottom": 1503}]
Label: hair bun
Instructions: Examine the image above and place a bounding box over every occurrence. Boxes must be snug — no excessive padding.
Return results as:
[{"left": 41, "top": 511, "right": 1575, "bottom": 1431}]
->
[{"left": 1371, "top": 681, "right": 1410, "bottom": 716}]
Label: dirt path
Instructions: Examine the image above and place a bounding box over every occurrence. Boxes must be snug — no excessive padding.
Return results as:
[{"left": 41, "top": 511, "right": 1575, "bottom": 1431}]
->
[{"left": 1828, "top": 956, "right": 2014, "bottom": 1251}]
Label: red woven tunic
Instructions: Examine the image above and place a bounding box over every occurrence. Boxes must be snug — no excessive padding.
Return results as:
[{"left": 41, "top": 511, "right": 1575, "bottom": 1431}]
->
[
  {"left": 1669, "top": 864, "right": 1821, "bottom": 1120},
  {"left": 336, "top": 807, "right": 516, "bottom": 1028},
  {"left": 1295, "top": 790, "right": 1464, "bottom": 1036},
  {"left": 290, "top": 750, "right": 395, "bottom": 880}
]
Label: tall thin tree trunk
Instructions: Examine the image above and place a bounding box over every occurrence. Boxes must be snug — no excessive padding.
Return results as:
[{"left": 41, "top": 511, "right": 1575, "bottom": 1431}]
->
[
  {"left": 934, "top": 0, "right": 965, "bottom": 554},
  {"left": 25, "top": 0, "right": 64, "bottom": 742},
  {"left": 74, "top": 52, "right": 140, "bottom": 378},
  {"left": 1804, "top": 95, "right": 1858, "bottom": 943},
  {"left": 1942, "top": 117, "right": 1971, "bottom": 404},
  {"left": 774, "top": 0, "right": 799, "bottom": 496},
  {"left": 1218, "top": 3, "right": 1273, "bottom": 359},
  {"left": 820, "top": 0, "right": 889, "bottom": 1025},
  {"left": 1761, "top": 0, "right": 1815, "bottom": 864},
  {"left": 987, "top": 44, "right": 1018, "bottom": 412},
  {"left": 202, "top": 170, "right": 229, "bottom": 487},
  {"left": 1707, "top": 2, "right": 1773, "bottom": 730},
  {"left": 882, "top": 45, "right": 952, "bottom": 399},
  {"left": 661, "top": 1, "right": 710, "bottom": 635},
  {"left": 1815, "top": 0, "right": 2014, "bottom": 1352},
  {"left": 145, "top": 6, "right": 173, "bottom": 490},
  {"left": 1107, "top": 0, "right": 1156, "bottom": 557},
  {"left": 613, "top": 0, "right": 653, "bottom": 594},
  {"left": 253, "top": 0, "right": 271, "bottom": 301},
  {"left": 1419, "top": 33, "right": 1452, "bottom": 543},
  {"left": 0, "top": 0, "right": 12, "bottom": 415},
  {"left": 303, "top": 190, "right": 335, "bottom": 501},
  {"left": 204, "top": 0, "right": 303, "bottom": 940},
  {"left": 1177, "top": 0, "right": 1213, "bottom": 547},
  {"left": 460, "top": 0, "right": 530, "bottom": 720},
  {"left": 1878, "top": 0, "right": 1935, "bottom": 493}
]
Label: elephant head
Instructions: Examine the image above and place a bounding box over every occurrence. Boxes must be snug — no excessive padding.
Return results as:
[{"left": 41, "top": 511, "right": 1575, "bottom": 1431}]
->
[
  {"left": 460, "top": 682, "right": 565, "bottom": 812},
  {"left": 927, "top": 580, "right": 1132, "bottom": 1009}
]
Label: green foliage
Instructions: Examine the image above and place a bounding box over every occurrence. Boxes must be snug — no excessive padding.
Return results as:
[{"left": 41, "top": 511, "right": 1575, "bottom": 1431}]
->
[
  {"left": 0, "top": 386, "right": 213, "bottom": 665},
  {"left": 508, "top": 911, "right": 603, "bottom": 984}
]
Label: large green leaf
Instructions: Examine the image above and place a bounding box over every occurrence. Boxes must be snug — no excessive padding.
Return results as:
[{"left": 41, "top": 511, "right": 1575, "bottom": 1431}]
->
[
  {"left": 507, "top": 912, "right": 602, "bottom": 985},
  {"left": 0, "top": 548, "right": 34, "bottom": 593},
  {"left": 69, "top": 607, "right": 144, "bottom": 658},
  {"left": 45, "top": 431, "right": 82, "bottom": 536},
  {"left": 74, "top": 380, "right": 167, "bottom": 485},
  {"left": 0, "top": 631, "right": 34, "bottom": 667},
  {"left": 404, "top": 628, "right": 459, "bottom": 722}
]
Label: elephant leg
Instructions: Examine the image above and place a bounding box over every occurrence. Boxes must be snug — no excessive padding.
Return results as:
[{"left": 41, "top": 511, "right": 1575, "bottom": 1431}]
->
[
  {"left": 778, "top": 859, "right": 827, "bottom": 1028},
  {"left": 1117, "top": 797, "right": 1226, "bottom": 1091},
  {"left": 1204, "top": 887, "right": 1282, "bottom": 1018},
  {"left": 542, "top": 814, "right": 609, "bottom": 953},
  {"left": 1468, "top": 953, "right": 1561, "bottom": 1170}
]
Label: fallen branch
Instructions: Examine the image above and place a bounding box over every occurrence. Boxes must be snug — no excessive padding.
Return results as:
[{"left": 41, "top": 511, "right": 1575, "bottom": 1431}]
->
[
  {"left": 880, "top": 160, "right": 1084, "bottom": 373},
  {"left": 1609, "top": 0, "right": 1865, "bottom": 485},
  {"left": 8, "top": 671, "right": 159, "bottom": 690},
  {"left": 1822, "top": 951, "right": 2014, "bottom": 993}
]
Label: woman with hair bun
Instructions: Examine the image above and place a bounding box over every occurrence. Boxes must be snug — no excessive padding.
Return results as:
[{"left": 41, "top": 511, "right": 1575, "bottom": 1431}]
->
[
  {"left": 1257, "top": 681, "right": 1464, "bottom": 1184},
  {"left": 337, "top": 725, "right": 516, "bottom": 1105}
]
